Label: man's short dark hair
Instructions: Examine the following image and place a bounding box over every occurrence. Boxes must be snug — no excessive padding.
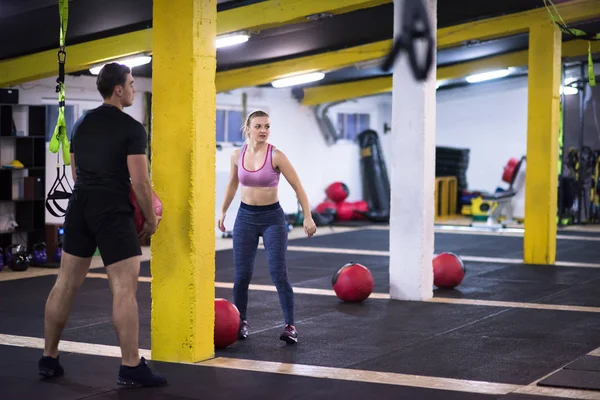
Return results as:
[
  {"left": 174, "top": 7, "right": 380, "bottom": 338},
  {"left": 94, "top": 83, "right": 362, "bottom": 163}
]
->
[{"left": 96, "top": 63, "right": 131, "bottom": 99}]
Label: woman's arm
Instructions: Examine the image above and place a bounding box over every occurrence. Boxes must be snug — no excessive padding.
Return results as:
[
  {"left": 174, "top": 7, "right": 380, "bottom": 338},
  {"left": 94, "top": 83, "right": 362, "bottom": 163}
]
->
[
  {"left": 221, "top": 149, "right": 240, "bottom": 214},
  {"left": 273, "top": 150, "right": 312, "bottom": 220}
]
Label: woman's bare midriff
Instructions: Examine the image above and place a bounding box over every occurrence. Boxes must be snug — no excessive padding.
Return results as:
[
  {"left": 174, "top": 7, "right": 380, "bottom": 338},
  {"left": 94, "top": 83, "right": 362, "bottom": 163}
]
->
[{"left": 241, "top": 186, "right": 279, "bottom": 206}]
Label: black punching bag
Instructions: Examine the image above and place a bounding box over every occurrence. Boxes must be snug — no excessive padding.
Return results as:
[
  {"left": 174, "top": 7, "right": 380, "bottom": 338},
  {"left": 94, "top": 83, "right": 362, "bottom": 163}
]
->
[{"left": 358, "top": 130, "right": 390, "bottom": 221}]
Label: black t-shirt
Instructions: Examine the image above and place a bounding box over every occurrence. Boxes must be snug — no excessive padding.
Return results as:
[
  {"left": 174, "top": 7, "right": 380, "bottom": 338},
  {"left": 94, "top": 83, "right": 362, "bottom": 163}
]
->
[{"left": 70, "top": 104, "right": 147, "bottom": 199}]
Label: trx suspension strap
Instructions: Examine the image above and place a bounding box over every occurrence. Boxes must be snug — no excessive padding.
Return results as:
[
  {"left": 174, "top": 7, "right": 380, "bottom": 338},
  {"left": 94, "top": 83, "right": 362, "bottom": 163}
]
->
[
  {"left": 544, "top": 0, "right": 599, "bottom": 87},
  {"left": 380, "top": 0, "right": 434, "bottom": 81},
  {"left": 46, "top": 0, "right": 73, "bottom": 218}
]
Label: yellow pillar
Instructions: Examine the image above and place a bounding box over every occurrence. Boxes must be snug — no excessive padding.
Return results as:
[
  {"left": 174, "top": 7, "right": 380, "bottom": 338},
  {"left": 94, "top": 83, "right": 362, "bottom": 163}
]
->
[
  {"left": 523, "top": 21, "right": 561, "bottom": 265},
  {"left": 151, "top": 0, "right": 217, "bottom": 362}
]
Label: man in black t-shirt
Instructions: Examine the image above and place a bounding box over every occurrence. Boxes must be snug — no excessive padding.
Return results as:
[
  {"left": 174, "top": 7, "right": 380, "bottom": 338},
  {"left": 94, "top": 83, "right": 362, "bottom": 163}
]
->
[{"left": 38, "top": 63, "right": 167, "bottom": 388}]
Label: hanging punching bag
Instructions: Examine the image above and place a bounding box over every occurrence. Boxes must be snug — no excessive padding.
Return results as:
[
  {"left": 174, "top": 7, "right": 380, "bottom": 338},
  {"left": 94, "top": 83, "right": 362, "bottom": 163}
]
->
[{"left": 357, "top": 130, "right": 390, "bottom": 221}]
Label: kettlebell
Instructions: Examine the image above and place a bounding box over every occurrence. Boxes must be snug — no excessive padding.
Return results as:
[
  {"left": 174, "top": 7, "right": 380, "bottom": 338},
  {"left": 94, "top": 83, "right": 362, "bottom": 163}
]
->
[
  {"left": 4, "top": 246, "right": 12, "bottom": 266},
  {"left": 32, "top": 242, "right": 48, "bottom": 266},
  {"left": 7, "top": 244, "right": 30, "bottom": 272}
]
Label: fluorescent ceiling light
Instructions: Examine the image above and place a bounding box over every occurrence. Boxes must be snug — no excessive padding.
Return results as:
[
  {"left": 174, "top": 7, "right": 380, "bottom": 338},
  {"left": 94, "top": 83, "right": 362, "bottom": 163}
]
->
[
  {"left": 271, "top": 72, "right": 325, "bottom": 88},
  {"left": 465, "top": 69, "right": 511, "bottom": 83},
  {"left": 560, "top": 85, "right": 578, "bottom": 95},
  {"left": 89, "top": 55, "right": 152, "bottom": 75},
  {"left": 216, "top": 33, "right": 249, "bottom": 49}
]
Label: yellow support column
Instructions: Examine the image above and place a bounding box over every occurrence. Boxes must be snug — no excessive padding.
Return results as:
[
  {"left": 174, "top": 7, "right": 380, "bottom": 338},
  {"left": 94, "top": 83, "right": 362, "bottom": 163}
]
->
[
  {"left": 151, "top": 0, "right": 217, "bottom": 362},
  {"left": 524, "top": 21, "right": 561, "bottom": 265}
]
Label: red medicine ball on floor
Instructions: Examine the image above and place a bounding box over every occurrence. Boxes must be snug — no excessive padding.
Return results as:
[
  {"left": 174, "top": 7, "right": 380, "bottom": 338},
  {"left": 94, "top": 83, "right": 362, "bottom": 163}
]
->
[
  {"left": 325, "top": 182, "right": 349, "bottom": 203},
  {"left": 315, "top": 200, "right": 337, "bottom": 214},
  {"left": 214, "top": 298, "right": 240, "bottom": 349},
  {"left": 433, "top": 252, "right": 466, "bottom": 289},
  {"left": 336, "top": 201, "right": 355, "bottom": 221},
  {"left": 129, "top": 186, "right": 163, "bottom": 233},
  {"left": 332, "top": 263, "right": 374, "bottom": 302}
]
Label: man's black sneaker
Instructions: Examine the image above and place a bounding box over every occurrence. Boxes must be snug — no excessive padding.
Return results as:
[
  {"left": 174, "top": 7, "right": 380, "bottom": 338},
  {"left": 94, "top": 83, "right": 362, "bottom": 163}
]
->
[
  {"left": 238, "top": 320, "right": 250, "bottom": 340},
  {"left": 38, "top": 355, "right": 64, "bottom": 378},
  {"left": 280, "top": 324, "right": 298, "bottom": 344},
  {"left": 117, "top": 357, "right": 168, "bottom": 388}
]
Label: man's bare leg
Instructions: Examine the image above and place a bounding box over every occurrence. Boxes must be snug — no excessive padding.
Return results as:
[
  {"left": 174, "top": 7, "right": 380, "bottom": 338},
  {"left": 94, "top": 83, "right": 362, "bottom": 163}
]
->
[
  {"left": 43, "top": 252, "right": 92, "bottom": 358},
  {"left": 105, "top": 255, "right": 141, "bottom": 367}
]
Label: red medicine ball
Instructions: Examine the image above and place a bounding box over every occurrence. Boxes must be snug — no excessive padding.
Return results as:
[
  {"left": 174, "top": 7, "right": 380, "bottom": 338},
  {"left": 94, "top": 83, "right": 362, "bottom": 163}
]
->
[
  {"left": 332, "top": 263, "right": 374, "bottom": 302},
  {"left": 325, "top": 182, "right": 349, "bottom": 203},
  {"left": 352, "top": 200, "right": 369, "bottom": 220},
  {"left": 433, "top": 252, "right": 466, "bottom": 289},
  {"left": 129, "top": 186, "right": 163, "bottom": 233},
  {"left": 315, "top": 201, "right": 337, "bottom": 214},
  {"left": 336, "top": 201, "right": 354, "bottom": 221},
  {"left": 214, "top": 298, "right": 240, "bottom": 349}
]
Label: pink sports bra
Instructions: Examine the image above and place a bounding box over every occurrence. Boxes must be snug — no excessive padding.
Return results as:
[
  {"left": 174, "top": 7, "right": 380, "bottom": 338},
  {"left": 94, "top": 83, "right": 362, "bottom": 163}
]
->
[{"left": 238, "top": 144, "right": 280, "bottom": 188}]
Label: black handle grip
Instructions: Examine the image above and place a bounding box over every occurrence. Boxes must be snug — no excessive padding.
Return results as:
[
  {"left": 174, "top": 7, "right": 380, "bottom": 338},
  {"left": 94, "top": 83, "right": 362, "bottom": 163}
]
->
[{"left": 381, "top": 0, "right": 435, "bottom": 82}]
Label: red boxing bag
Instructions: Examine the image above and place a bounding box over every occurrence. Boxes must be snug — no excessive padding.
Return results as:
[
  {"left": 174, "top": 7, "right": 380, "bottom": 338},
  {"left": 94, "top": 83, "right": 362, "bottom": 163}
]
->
[
  {"left": 129, "top": 186, "right": 163, "bottom": 233},
  {"left": 336, "top": 201, "right": 354, "bottom": 221},
  {"left": 214, "top": 298, "right": 240, "bottom": 349},
  {"left": 433, "top": 252, "right": 466, "bottom": 289},
  {"left": 332, "top": 263, "right": 374, "bottom": 302},
  {"left": 325, "top": 182, "right": 349, "bottom": 203}
]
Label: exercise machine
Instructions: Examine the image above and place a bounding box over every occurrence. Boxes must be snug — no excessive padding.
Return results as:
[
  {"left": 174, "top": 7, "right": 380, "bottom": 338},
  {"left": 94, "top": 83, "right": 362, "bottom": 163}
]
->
[{"left": 470, "top": 156, "right": 526, "bottom": 230}]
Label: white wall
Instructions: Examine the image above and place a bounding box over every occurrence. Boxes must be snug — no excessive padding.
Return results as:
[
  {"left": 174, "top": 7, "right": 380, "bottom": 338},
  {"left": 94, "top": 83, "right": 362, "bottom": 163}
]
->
[
  {"left": 436, "top": 77, "right": 529, "bottom": 193},
  {"left": 377, "top": 77, "right": 529, "bottom": 194}
]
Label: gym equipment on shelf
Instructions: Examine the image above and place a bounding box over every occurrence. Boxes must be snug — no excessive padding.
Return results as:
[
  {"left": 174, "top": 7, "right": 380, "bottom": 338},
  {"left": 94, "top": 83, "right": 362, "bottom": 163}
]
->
[
  {"left": 6, "top": 244, "right": 31, "bottom": 272},
  {"left": 31, "top": 242, "right": 48, "bottom": 266}
]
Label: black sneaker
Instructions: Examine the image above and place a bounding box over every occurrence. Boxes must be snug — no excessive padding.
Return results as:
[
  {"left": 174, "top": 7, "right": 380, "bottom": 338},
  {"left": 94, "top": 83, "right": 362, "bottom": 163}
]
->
[
  {"left": 117, "top": 357, "right": 168, "bottom": 388},
  {"left": 280, "top": 324, "right": 298, "bottom": 344},
  {"left": 238, "top": 320, "right": 250, "bottom": 340},
  {"left": 38, "top": 355, "right": 64, "bottom": 378}
]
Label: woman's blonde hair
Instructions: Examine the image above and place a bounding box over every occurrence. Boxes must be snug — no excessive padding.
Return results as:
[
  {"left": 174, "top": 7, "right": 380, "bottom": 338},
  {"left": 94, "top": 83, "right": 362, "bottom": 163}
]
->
[{"left": 241, "top": 110, "right": 269, "bottom": 139}]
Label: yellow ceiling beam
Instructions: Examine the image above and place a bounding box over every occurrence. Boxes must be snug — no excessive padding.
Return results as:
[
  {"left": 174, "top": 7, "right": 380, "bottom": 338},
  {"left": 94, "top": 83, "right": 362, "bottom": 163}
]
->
[
  {"left": 2, "top": 0, "right": 598, "bottom": 88},
  {"left": 437, "top": 0, "right": 600, "bottom": 49},
  {"left": 300, "top": 39, "right": 600, "bottom": 106},
  {"left": 0, "top": 29, "right": 153, "bottom": 87},
  {"left": 301, "top": 76, "right": 393, "bottom": 106},
  {"left": 216, "top": 0, "right": 600, "bottom": 92},
  {"left": 218, "top": 0, "right": 391, "bottom": 35},
  {"left": 215, "top": 40, "right": 392, "bottom": 92},
  {"left": 0, "top": 0, "right": 389, "bottom": 87}
]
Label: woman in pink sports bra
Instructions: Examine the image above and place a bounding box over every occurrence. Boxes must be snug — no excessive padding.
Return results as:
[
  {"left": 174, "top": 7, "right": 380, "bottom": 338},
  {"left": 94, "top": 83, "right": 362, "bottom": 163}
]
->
[{"left": 217, "top": 110, "right": 316, "bottom": 345}]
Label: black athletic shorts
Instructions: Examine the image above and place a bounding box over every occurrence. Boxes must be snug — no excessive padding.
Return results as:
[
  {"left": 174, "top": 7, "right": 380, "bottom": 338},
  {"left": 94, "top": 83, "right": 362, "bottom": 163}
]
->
[{"left": 62, "top": 190, "right": 142, "bottom": 266}]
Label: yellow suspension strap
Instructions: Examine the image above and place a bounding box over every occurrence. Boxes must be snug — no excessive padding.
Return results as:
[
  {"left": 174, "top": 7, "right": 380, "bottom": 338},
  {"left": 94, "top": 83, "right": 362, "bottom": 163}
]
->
[
  {"left": 46, "top": 0, "right": 73, "bottom": 218},
  {"left": 544, "top": 0, "right": 598, "bottom": 87}
]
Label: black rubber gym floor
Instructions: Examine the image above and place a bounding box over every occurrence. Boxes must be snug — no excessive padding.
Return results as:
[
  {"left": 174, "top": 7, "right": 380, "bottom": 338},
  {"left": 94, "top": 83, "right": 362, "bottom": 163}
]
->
[
  {"left": 286, "top": 228, "right": 600, "bottom": 264},
  {"left": 2, "top": 228, "right": 600, "bottom": 399}
]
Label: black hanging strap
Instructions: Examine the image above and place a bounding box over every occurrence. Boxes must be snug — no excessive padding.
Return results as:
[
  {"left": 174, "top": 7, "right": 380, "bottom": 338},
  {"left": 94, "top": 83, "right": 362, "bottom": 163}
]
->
[{"left": 381, "top": 0, "right": 435, "bottom": 82}]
